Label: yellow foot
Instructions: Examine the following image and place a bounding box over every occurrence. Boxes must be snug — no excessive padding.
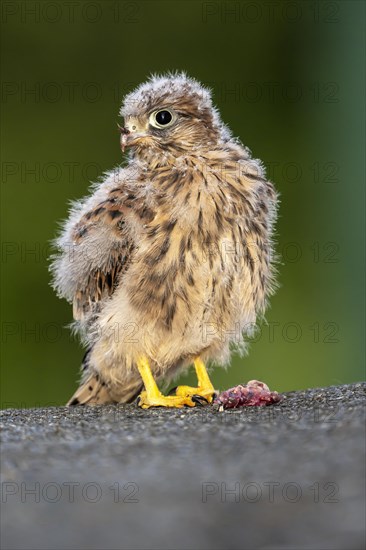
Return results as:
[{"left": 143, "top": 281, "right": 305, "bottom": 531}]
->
[
  {"left": 175, "top": 385, "right": 216, "bottom": 404},
  {"left": 174, "top": 357, "right": 216, "bottom": 405},
  {"left": 136, "top": 356, "right": 215, "bottom": 409},
  {"left": 137, "top": 390, "right": 196, "bottom": 409}
]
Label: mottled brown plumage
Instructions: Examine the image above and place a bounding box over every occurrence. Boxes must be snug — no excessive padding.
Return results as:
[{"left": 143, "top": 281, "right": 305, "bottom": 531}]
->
[{"left": 51, "top": 73, "right": 278, "bottom": 407}]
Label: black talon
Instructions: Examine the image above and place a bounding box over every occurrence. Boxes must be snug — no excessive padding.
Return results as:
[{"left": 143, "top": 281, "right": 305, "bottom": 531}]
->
[{"left": 192, "top": 394, "right": 209, "bottom": 406}]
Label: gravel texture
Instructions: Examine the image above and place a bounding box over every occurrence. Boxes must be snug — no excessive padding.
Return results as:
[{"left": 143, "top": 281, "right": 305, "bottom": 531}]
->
[{"left": 1, "top": 382, "right": 365, "bottom": 550}]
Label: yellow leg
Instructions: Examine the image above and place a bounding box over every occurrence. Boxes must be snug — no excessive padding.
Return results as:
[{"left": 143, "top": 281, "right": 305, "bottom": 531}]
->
[
  {"left": 136, "top": 356, "right": 196, "bottom": 409},
  {"left": 175, "top": 358, "right": 216, "bottom": 404}
]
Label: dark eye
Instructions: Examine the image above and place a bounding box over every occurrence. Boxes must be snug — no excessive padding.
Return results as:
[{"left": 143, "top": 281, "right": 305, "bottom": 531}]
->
[
  {"left": 155, "top": 110, "right": 172, "bottom": 125},
  {"left": 149, "top": 109, "right": 174, "bottom": 129}
]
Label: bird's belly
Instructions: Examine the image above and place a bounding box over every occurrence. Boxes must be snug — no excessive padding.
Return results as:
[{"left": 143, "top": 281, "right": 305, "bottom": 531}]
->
[{"left": 94, "top": 229, "right": 255, "bottom": 372}]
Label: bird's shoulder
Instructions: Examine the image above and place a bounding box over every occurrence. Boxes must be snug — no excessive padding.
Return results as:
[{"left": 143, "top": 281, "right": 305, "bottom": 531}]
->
[{"left": 71, "top": 165, "right": 156, "bottom": 242}]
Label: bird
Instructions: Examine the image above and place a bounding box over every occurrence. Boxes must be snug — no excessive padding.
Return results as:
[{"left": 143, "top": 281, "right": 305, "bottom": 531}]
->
[{"left": 50, "top": 72, "right": 278, "bottom": 408}]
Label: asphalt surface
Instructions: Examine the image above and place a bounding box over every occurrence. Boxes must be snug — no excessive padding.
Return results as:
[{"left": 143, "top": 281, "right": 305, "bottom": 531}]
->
[{"left": 1, "top": 382, "right": 365, "bottom": 550}]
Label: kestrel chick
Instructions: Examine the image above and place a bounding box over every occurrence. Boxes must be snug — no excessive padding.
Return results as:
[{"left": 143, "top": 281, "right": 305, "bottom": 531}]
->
[{"left": 51, "top": 73, "right": 278, "bottom": 408}]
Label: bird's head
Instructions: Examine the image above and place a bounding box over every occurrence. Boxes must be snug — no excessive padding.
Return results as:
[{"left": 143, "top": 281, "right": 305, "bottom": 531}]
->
[{"left": 119, "top": 73, "right": 231, "bottom": 158}]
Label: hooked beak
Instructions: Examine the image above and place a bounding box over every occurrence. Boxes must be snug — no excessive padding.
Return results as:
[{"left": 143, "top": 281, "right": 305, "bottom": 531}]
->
[
  {"left": 117, "top": 124, "right": 130, "bottom": 153},
  {"left": 118, "top": 117, "right": 150, "bottom": 153}
]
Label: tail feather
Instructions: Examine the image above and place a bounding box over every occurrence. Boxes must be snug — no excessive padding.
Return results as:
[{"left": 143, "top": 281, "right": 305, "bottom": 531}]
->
[
  {"left": 67, "top": 347, "right": 143, "bottom": 406},
  {"left": 66, "top": 374, "right": 115, "bottom": 406},
  {"left": 67, "top": 374, "right": 143, "bottom": 406}
]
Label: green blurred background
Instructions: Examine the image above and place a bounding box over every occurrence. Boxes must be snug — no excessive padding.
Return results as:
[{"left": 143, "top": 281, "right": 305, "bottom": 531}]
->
[{"left": 1, "top": 1, "right": 365, "bottom": 408}]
